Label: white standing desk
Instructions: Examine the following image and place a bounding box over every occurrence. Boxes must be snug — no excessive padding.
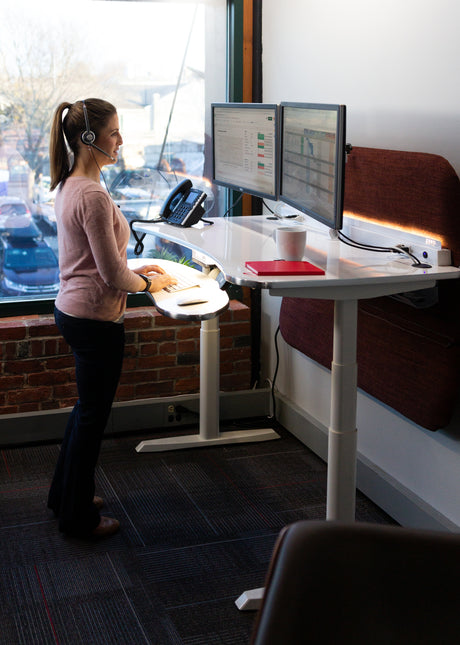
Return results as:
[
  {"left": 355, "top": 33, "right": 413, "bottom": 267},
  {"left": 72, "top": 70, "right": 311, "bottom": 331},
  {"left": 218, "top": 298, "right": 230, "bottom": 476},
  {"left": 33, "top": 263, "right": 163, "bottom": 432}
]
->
[
  {"left": 133, "top": 215, "right": 460, "bottom": 607},
  {"left": 127, "top": 257, "right": 280, "bottom": 452}
]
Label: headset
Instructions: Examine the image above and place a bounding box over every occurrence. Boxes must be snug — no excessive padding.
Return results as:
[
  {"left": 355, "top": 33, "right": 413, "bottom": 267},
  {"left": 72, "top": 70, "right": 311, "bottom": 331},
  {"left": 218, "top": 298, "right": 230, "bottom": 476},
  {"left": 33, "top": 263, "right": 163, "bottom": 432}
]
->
[{"left": 80, "top": 100, "right": 115, "bottom": 161}]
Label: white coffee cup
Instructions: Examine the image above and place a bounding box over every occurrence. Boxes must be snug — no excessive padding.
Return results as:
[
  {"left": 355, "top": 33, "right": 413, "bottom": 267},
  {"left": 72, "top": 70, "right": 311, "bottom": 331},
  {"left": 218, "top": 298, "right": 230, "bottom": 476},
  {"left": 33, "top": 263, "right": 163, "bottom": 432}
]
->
[{"left": 275, "top": 226, "right": 306, "bottom": 261}]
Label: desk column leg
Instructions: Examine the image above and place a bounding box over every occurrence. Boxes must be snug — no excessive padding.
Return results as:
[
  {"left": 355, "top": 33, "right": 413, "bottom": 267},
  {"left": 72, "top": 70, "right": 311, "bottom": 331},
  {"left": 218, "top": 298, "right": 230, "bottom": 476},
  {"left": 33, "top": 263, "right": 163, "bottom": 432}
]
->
[
  {"left": 136, "top": 314, "right": 280, "bottom": 452},
  {"left": 326, "top": 299, "right": 358, "bottom": 522},
  {"left": 199, "top": 317, "right": 220, "bottom": 440}
]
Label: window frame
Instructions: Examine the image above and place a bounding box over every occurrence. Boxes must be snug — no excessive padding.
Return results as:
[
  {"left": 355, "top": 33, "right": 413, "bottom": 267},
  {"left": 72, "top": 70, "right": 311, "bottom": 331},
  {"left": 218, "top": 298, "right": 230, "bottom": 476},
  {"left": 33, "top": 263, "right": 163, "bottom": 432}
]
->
[{"left": 0, "top": 0, "right": 252, "bottom": 317}]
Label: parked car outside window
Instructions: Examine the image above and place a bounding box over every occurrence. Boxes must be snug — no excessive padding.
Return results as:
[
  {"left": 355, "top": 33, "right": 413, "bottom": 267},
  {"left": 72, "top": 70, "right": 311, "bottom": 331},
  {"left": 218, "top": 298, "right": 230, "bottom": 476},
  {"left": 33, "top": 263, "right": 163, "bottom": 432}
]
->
[{"left": 0, "top": 223, "right": 59, "bottom": 297}]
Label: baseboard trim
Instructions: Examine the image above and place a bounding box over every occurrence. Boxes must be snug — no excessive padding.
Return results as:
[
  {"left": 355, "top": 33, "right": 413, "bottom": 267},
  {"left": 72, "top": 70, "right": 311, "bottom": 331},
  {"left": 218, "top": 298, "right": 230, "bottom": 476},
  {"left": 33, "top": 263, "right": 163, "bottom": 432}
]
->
[
  {"left": 276, "top": 393, "right": 459, "bottom": 532},
  {"left": 0, "top": 388, "right": 271, "bottom": 446}
]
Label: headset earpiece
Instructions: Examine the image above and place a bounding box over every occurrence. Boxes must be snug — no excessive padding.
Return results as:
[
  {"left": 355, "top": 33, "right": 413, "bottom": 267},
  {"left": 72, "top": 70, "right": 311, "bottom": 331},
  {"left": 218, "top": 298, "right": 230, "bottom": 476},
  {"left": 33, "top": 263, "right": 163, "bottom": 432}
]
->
[{"left": 81, "top": 100, "right": 96, "bottom": 145}]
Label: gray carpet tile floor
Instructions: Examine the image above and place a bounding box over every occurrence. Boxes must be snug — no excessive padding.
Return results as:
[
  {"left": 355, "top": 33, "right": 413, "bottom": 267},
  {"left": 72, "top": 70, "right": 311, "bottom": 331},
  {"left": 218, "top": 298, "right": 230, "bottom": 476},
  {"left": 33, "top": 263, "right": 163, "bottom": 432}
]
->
[{"left": 0, "top": 422, "right": 395, "bottom": 644}]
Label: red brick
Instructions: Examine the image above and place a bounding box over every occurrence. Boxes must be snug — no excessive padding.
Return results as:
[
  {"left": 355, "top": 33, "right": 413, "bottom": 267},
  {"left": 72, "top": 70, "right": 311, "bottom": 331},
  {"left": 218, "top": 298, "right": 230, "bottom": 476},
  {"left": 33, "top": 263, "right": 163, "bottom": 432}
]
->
[
  {"left": 18, "top": 402, "right": 41, "bottom": 413},
  {"left": 221, "top": 347, "right": 250, "bottom": 363},
  {"left": 177, "top": 327, "right": 200, "bottom": 340},
  {"left": 115, "top": 384, "right": 136, "bottom": 400},
  {"left": 120, "top": 370, "right": 159, "bottom": 384},
  {"left": 136, "top": 381, "right": 172, "bottom": 397},
  {"left": 53, "top": 383, "right": 78, "bottom": 399},
  {"left": 28, "top": 371, "right": 69, "bottom": 387},
  {"left": 46, "top": 356, "right": 75, "bottom": 370},
  {"left": 220, "top": 362, "right": 234, "bottom": 375},
  {"left": 0, "top": 323, "right": 27, "bottom": 341},
  {"left": 124, "top": 331, "right": 137, "bottom": 345},
  {"left": 121, "top": 357, "right": 137, "bottom": 371},
  {"left": 41, "top": 400, "right": 60, "bottom": 411},
  {"left": 138, "top": 355, "right": 176, "bottom": 369},
  {"left": 220, "top": 337, "right": 233, "bottom": 349},
  {"left": 158, "top": 366, "right": 197, "bottom": 380},
  {"left": 154, "top": 315, "right": 189, "bottom": 327},
  {"left": 59, "top": 397, "right": 78, "bottom": 408},
  {"left": 57, "top": 339, "right": 70, "bottom": 353},
  {"left": 124, "top": 315, "right": 154, "bottom": 331},
  {"left": 139, "top": 343, "right": 159, "bottom": 357},
  {"left": 8, "top": 386, "right": 53, "bottom": 404},
  {"left": 0, "top": 405, "right": 18, "bottom": 414},
  {"left": 158, "top": 342, "right": 177, "bottom": 355},
  {"left": 233, "top": 359, "right": 251, "bottom": 372},
  {"left": 174, "top": 377, "right": 200, "bottom": 393},
  {"left": 123, "top": 344, "right": 139, "bottom": 358},
  {"left": 28, "top": 320, "right": 59, "bottom": 337},
  {"left": 2, "top": 342, "right": 19, "bottom": 359},
  {"left": 220, "top": 322, "right": 251, "bottom": 338},
  {"left": 4, "top": 359, "right": 45, "bottom": 375},
  {"left": 0, "top": 375, "right": 24, "bottom": 389},
  {"left": 177, "top": 340, "right": 197, "bottom": 353},
  {"left": 177, "top": 352, "right": 200, "bottom": 366},
  {"left": 221, "top": 373, "right": 251, "bottom": 390},
  {"left": 139, "top": 329, "right": 175, "bottom": 342}
]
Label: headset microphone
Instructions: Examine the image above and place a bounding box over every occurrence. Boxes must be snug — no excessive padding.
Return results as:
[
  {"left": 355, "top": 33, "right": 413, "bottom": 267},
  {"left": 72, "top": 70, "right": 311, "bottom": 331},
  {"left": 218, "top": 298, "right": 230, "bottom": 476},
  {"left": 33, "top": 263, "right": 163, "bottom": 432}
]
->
[
  {"left": 81, "top": 100, "right": 116, "bottom": 162},
  {"left": 89, "top": 143, "right": 115, "bottom": 162}
]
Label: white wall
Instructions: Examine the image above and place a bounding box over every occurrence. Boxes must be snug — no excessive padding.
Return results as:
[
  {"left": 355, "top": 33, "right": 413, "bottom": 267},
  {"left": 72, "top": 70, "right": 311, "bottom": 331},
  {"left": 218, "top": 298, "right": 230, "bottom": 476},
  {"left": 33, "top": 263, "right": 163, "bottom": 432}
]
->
[
  {"left": 263, "top": 0, "right": 460, "bottom": 174},
  {"left": 261, "top": 0, "right": 460, "bottom": 528}
]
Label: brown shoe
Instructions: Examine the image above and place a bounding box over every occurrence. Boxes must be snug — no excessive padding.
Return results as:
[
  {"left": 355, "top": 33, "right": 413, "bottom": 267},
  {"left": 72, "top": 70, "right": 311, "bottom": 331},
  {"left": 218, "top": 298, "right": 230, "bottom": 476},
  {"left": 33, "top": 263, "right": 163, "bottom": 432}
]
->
[
  {"left": 91, "top": 516, "right": 120, "bottom": 537},
  {"left": 93, "top": 496, "right": 104, "bottom": 509}
]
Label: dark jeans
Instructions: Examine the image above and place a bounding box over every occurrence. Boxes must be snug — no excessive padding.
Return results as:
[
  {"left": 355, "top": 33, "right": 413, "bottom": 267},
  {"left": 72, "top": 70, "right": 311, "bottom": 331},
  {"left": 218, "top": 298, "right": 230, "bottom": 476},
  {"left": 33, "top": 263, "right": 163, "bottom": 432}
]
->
[{"left": 48, "top": 307, "right": 125, "bottom": 536}]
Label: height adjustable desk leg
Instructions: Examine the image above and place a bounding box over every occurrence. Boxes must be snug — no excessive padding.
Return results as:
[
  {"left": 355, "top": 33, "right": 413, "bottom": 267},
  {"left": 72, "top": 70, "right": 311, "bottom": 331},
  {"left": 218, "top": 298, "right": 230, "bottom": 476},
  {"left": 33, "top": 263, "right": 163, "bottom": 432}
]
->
[
  {"left": 136, "top": 317, "right": 279, "bottom": 452},
  {"left": 236, "top": 299, "right": 360, "bottom": 611},
  {"left": 326, "top": 299, "right": 358, "bottom": 521},
  {"left": 199, "top": 317, "right": 220, "bottom": 439}
]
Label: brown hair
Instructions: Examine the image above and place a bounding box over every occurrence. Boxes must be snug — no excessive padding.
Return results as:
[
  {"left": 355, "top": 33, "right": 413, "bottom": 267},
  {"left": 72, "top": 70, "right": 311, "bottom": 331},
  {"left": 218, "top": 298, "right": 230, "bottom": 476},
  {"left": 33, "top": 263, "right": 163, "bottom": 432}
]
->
[{"left": 49, "top": 98, "right": 116, "bottom": 190}]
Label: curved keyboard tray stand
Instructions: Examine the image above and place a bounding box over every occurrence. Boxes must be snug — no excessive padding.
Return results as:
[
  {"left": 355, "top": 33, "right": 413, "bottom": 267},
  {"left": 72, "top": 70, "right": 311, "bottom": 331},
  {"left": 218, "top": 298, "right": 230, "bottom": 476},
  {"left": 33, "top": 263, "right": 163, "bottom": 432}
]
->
[{"left": 128, "top": 258, "right": 279, "bottom": 451}]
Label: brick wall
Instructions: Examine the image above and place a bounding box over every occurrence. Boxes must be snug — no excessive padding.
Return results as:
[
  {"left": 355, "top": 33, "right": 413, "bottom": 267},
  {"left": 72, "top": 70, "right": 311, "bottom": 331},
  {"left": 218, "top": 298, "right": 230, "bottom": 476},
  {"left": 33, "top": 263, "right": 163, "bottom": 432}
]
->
[{"left": 0, "top": 301, "right": 252, "bottom": 415}]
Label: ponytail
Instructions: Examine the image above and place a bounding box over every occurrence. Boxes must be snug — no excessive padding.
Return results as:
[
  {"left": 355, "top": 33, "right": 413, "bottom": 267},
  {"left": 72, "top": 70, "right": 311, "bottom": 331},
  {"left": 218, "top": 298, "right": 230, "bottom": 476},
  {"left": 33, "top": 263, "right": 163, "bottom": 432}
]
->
[{"left": 49, "top": 102, "right": 73, "bottom": 191}]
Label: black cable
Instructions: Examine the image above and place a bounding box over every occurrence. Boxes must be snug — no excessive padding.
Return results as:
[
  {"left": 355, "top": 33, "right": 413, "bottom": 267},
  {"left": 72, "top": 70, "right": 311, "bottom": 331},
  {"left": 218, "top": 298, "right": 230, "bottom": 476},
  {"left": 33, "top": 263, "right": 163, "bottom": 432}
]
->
[
  {"left": 270, "top": 325, "right": 281, "bottom": 421},
  {"left": 223, "top": 192, "right": 244, "bottom": 217},
  {"left": 338, "top": 230, "right": 395, "bottom": 253},
  {"left": 337, "top": 230, "right": 429, "bottom": 267},
  {"left": 129, "top": 218, "right": 162, "bottom": 255},
  {"left": 262, "top": 199, "right": 275, "bottom": 214}
]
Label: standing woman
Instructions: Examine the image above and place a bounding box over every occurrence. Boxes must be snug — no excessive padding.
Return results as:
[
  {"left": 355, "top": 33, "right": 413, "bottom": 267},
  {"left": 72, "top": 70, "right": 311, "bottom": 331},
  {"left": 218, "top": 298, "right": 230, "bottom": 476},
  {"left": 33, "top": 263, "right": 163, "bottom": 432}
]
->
[{"left": 47, "top": 98, "right": 175, "bottom": 538}]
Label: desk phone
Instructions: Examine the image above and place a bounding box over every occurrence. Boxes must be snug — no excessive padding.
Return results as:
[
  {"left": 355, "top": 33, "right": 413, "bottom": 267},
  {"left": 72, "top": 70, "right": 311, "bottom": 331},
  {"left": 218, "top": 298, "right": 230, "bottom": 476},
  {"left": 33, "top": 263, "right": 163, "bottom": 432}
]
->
[{"left": 160, "top": 178, "right": 206, "bottom": 227}]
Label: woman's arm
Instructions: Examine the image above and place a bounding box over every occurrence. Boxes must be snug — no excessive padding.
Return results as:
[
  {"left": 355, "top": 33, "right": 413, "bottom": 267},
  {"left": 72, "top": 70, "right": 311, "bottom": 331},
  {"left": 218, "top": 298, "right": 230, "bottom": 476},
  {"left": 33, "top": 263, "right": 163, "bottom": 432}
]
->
[{"left": 81, "top": 189, "right": 175, "bottom": 293}]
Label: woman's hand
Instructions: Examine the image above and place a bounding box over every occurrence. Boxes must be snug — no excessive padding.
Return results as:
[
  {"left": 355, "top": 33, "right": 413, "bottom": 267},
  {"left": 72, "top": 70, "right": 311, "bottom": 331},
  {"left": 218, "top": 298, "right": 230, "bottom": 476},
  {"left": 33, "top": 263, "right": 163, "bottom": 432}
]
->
[
  {"left": 133, "top": 264, "right": 177, "bottom": 293},
  {"left": 148, "top": 272, "right": 177, "bottom": 292},
  {"left": 132, "top": 264, "right": 167, "bottom": 276}
]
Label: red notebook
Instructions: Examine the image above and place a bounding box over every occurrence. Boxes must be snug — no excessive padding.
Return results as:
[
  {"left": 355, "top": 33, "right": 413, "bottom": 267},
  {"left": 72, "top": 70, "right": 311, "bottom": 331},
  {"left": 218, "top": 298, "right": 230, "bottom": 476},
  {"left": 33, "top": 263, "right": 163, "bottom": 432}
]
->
[{"left": 245, "top": 260, "right": 325, "bottom": 276}]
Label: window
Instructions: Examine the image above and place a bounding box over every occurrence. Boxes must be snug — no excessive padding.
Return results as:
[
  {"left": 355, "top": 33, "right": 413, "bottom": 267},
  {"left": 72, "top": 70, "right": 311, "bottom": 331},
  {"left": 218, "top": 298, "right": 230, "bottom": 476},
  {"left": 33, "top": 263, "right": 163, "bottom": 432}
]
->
[{"left": 0, "top": 0, "right": 231, "bottom": 312}]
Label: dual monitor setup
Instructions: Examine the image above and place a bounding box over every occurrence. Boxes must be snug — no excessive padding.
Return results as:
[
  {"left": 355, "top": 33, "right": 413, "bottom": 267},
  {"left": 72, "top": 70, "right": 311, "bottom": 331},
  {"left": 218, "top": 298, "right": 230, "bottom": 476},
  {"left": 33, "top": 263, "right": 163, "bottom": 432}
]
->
[{"left": 211, "top": 101, "right": 347, "bottom": 232}]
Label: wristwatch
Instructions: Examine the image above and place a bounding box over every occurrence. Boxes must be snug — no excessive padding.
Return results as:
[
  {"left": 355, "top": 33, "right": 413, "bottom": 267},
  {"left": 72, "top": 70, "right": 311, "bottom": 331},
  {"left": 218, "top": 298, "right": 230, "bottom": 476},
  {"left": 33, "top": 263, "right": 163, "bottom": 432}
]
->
[{"left": 138, "top": 273, "right": 152, "bottom": 292}]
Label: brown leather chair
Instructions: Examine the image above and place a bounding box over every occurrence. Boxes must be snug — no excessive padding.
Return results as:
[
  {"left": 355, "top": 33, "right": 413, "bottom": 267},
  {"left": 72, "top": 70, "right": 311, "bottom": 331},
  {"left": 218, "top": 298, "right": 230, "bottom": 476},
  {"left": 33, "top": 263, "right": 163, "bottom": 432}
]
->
[{"left": 250, "top": 520, "right": 460, "bottom": 644}]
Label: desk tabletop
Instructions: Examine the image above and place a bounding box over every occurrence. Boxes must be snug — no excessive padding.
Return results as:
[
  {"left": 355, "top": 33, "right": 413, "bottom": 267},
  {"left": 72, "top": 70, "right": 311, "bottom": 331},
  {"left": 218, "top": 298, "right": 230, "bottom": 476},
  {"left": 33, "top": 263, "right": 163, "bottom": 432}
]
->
[{"left": 133, "top": 216, "right": 460, "bottom": 300}]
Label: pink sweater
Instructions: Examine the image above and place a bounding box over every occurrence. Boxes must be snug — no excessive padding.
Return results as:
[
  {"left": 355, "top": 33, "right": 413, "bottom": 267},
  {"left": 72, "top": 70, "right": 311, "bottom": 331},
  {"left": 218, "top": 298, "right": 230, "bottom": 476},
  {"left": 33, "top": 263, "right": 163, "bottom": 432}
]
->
[{"left": 55, "top": 176, "right": 140, "bottom": 321}]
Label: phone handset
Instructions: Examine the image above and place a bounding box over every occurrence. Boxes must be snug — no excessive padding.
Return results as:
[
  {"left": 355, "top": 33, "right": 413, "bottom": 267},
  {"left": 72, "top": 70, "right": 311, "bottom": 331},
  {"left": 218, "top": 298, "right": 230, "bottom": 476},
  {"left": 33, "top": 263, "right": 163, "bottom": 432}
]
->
[{"left": 159, "top": 178, "right": 207, "bottom": 227}]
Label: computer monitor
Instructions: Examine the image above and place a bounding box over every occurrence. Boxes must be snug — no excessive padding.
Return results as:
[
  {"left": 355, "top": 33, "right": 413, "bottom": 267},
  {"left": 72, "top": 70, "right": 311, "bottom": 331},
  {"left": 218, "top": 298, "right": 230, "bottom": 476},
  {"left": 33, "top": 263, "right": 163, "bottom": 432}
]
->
[
  {"left": 279, "top": 102, "right": 346, "bottom": 230},
  {"left": 211, "top": 102, "right": 279, "bottom": 200}
]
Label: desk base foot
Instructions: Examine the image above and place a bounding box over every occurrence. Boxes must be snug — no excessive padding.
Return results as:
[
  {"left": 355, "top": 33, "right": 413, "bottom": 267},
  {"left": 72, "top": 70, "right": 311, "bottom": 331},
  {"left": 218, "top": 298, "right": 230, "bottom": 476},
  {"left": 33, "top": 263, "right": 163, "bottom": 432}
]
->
[
  {"left": 135, "top": 428, "right": 279, "bottom": 453},
  {"left": 235, "top": 587, "right": 265, "bottom": 611}
]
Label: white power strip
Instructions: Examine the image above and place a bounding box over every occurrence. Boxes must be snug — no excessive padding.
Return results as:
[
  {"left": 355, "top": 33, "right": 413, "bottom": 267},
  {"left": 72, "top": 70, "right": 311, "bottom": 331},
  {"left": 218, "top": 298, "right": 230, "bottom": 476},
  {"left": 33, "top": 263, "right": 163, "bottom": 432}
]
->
[{"left": 343, "top": 216, "right": 450, "bottom": 267}]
